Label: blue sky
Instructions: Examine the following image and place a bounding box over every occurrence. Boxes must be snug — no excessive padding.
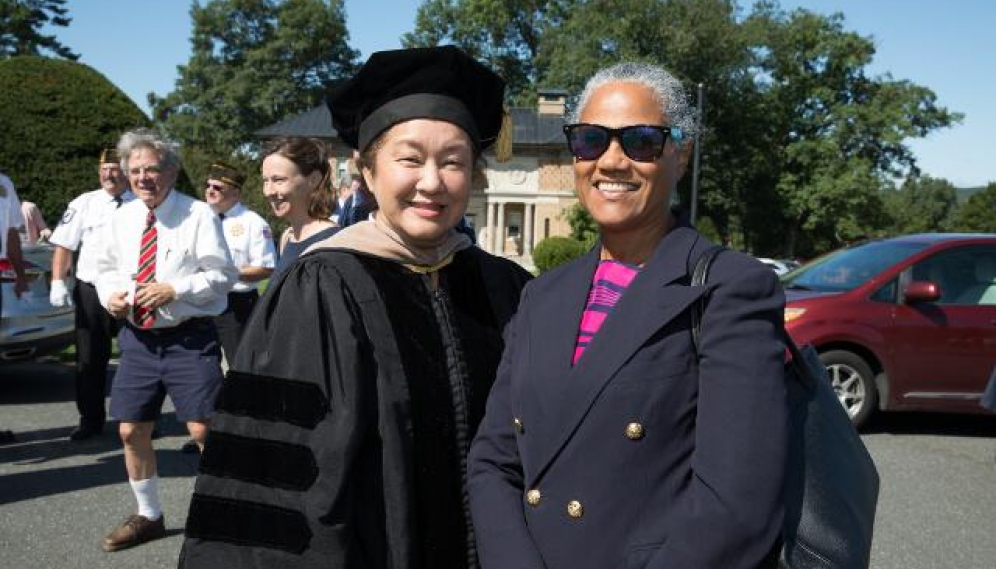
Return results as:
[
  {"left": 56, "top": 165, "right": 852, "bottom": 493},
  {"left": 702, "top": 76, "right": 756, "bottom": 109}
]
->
[{"left": 49, "top": 0, "right": 995, "bottom": 188}]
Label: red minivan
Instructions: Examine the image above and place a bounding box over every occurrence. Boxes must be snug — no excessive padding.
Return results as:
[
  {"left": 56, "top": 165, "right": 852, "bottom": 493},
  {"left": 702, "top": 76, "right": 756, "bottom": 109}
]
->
[{"left": 781, "top": 233, "right": 996, "bottom": 427}]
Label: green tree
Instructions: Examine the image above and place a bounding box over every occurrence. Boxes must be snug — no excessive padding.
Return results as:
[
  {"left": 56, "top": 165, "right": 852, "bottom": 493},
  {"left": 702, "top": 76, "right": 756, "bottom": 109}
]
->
[
  {"left": 881, "top": 175, "right": 959, "bottom": 234},
  {"left": 0, "top": 56, "right": 149, "bottom": 223},
  {"left": 150, "top": 0, "right": 359, "bottom": 156},
  {"left": 746, "top": 4, "right": 960, "bottom": 256},
  {"left": 413, "top": 0, "right": 960, "bottom": 258},
  {"left": 948, "top": 182, "right": 996, "bottom": 233},
  {"left": 0, "top": 0, "right": 77, "bottom": 60},
  {"left": 403, "top": 0, "right": 576, "bottom": 104},
  {"left": 563, "top": 202, "right": 598, "bottom": 246}
]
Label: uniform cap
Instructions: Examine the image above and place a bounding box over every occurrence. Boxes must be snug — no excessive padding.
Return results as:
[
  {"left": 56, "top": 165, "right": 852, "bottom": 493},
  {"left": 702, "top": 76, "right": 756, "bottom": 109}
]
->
[
  {"left": 207, "top": 161, "right": 246, "bottom": 189},
  {"left": 99, "top": 148, "right": 120, "bottom": 164},
  {"left": 327, "top": 45, "right": 506, "bottom": 152}
]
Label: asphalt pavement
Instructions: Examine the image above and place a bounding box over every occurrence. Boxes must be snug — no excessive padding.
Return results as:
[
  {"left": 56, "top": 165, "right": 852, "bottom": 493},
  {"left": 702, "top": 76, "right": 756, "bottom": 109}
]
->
[
  {"left": 1, "top": 361, "right": 198, "bottom": 568},
  {"left": 2, "top": 359, "right": 995, "bottom": 568}
]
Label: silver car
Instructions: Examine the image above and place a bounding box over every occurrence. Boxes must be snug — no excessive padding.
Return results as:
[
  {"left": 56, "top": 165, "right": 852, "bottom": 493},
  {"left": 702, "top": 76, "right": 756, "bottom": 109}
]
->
[{"left": 1, "top": 243, "right": 74, "bottom": 363}]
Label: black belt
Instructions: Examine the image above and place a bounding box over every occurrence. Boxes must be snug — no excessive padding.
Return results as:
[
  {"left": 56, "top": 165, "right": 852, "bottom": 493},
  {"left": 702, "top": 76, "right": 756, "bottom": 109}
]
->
[{"left": 127, "top": 317, "right": 214, "bottom": 337}]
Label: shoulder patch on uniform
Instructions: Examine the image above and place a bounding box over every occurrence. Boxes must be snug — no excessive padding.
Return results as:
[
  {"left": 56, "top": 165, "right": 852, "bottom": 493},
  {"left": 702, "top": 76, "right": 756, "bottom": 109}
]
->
[
  {"left": 261, "top": 227, "right": 272, "bottom": 239},
  {"left": 60, "top": 208, "right": 76, "bottom": 225}
]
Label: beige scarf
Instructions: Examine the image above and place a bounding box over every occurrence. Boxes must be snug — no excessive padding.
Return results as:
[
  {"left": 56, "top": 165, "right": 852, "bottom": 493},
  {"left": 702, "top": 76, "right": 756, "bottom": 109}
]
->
[{"left": 302, "top": 216, "right": 472, "bottom": 272}]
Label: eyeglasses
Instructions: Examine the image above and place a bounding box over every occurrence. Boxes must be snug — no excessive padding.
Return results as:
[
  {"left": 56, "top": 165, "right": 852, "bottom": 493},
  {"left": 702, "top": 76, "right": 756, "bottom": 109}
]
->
[
  {"left": 205, "top": 182, "right": 229, "bottom": 192},
  {"left": 563, "top": 123, "right": 682, "bottom": 162}
]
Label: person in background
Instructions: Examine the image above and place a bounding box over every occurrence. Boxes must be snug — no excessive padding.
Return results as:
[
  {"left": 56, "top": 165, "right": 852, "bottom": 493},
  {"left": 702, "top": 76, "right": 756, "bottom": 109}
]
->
[
  {"left": 202, "top": 161, "right": 275, "bottom": 363},
  {"left": 0, "top": 171, "right": 28, "bottom": 446},
  {"left": 334, "top": 155, "right": 374, "bottom": 228},
  {"left": 174, "top": 160, "right": 277, "bottom": 456},
  {"left": 95, "top": 128, "right": 237, "bottom": 552},
  {"left": 0, "top": 171, "right": 28, "bottom": 297},
  {"left": 178, "top": 45, "right": 532, "bottom": 568},
  {"left": 49, "top": 148, "right": 135, "bottom": 441},
  {"left": 469, "top": 62, "right": 787, "bottom": 569},
  {"left": 20, "top": 200, "right": 51, "bottom": 245},
  {"left": 262, "top": 137, "right": 338, "bottom": 278},
  {"left": 329, "top": 162, "right": 354, "bottom": 225}
]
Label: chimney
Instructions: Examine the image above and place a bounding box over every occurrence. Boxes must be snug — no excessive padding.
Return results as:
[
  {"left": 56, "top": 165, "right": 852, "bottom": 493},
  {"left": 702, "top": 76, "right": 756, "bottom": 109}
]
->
[{"left": 537, "top": 88, "right": 568, "bottom": 116}]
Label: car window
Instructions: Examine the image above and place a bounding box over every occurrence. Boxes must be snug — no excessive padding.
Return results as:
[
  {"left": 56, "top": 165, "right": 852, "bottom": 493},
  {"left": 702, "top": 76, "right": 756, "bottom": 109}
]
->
[
  {"left": 870, "top": 277, "right": 898, "bottom": 303},
  {"left": 911, "top": 246, "right": 996, "bottom": 305},
  {"left": 782, "top": 240, "right": 929, "bottom": 293}
]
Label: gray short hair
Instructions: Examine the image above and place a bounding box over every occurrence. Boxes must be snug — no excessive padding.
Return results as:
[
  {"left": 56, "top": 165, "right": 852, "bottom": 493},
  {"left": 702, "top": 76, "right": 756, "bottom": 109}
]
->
[
  {"left": 568, "top": 62, "right": 699, "bottom": 141},
  {"left": 117, "top": 128, "right": 181, "bottom": 171}
]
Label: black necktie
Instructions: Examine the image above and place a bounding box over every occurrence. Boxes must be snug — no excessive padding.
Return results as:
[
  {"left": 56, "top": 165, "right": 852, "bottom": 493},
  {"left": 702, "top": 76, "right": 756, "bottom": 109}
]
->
[
  {"left": 114, "top": 195, "right": 123, "bottom": 208},
  {"left": 218, "top": 212, "right": 226, "bottom": 220}
]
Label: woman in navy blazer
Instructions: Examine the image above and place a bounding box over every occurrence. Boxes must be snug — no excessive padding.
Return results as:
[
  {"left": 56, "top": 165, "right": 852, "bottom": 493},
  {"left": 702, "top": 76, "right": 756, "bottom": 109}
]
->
[{"left": 468, "top": 62, "right": 788, "bottom": 569}]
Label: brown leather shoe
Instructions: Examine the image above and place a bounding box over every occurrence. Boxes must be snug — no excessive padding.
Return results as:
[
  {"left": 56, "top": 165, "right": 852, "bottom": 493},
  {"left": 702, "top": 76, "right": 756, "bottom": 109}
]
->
[{"left": 101, "top": 514, "right": 166, "bottom": 552}]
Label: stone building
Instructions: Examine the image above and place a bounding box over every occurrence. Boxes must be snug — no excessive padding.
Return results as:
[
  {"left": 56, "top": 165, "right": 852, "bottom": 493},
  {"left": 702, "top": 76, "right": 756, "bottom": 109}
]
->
[{"left": 256, "top": 89, "right": 579, "bottom": 269}]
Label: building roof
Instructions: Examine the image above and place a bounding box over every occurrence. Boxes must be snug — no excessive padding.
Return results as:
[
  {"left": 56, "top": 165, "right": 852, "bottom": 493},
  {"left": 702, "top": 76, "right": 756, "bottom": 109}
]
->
[
  {"left": 255, "top": 105, "right": 337, "bottom": 139},
  {"left": 255, "top": 104, "right": 567, "bottom": 148}
]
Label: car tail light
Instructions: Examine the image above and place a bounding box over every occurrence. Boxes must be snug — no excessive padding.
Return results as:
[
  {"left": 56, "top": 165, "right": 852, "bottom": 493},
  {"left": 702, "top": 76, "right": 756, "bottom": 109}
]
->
[
  {"left": 785, "top": 307, "right": 807, "bottom": 323},
  {"left": 0, "top": 258, "right": 42, "bottom": 283}
]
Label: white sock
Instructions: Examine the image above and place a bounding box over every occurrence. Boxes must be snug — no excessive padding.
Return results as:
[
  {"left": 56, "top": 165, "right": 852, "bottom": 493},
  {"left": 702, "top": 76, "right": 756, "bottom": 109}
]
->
[{"left": 129, "top": 476, "right": 163, "bottom": 520}]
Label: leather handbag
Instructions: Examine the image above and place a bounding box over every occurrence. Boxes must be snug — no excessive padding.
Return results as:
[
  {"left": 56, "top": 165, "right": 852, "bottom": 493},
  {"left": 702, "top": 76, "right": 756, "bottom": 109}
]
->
[{"left": 691, "top": 246, "right": 880, "bottom": 569}]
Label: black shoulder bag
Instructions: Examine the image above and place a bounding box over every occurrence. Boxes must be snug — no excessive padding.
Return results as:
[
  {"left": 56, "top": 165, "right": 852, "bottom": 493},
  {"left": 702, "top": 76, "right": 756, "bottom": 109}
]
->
[{"left": 692, "top": 246, "right": 880, "bottom": 569}]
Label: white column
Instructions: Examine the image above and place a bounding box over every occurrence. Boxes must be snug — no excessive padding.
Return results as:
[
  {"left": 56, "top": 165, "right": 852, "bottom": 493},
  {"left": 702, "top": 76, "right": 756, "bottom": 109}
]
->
[
  {"left": 524, "top": 202, "right": 535, "bottom": 256},
  {"left": 495, "top": 202, "right": 506, "bottom": 254},
  {"left": 485, "top": 199, "right": 495, "bottom": 253}
]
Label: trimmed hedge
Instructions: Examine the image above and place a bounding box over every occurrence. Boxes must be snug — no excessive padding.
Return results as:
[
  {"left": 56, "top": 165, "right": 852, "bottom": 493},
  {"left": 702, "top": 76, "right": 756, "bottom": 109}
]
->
[
  {"left": 533, "top": 236, "right": 588, "bottom": 274},
  {"left": 0, "top": 56, "right": 150, "bottom": 224}
]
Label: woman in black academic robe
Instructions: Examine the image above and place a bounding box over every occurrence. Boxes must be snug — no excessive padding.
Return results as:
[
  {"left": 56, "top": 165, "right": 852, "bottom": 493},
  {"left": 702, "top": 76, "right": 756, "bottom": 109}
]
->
[{"left": 179, "top": 46, "right": 530, "bottom": 569}]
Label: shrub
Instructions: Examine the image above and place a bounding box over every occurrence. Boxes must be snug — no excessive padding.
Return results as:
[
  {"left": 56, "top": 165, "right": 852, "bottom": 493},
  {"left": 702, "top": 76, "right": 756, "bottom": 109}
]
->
[
  {"left": 0, "top": 56, "right": 150, "bottom": 224},
  {"left": 533, "top": 236, "right": 588, "bottom": 274}
]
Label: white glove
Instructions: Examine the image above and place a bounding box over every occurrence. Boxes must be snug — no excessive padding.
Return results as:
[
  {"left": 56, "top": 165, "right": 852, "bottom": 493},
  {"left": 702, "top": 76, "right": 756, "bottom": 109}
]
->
[
  {"left": 39, "top": 228, "right": 52, "bottom": 242},
  {"left": 50, "top": 280, "right": 72, "bottom": 308}
]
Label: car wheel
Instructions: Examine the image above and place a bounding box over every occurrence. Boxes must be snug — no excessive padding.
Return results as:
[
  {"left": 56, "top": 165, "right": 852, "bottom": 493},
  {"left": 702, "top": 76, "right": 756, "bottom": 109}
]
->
[{"left": 819, "top": 350, "right": 878, "bottom": 428}]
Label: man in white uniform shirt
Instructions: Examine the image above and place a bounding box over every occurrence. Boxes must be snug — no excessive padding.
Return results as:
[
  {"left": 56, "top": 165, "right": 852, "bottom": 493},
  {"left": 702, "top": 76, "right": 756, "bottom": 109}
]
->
[
  {"left": 94, "top": 129, "right": 237, "bottom": 552},
  {"left": 202, "top": 161, "right": 275, "bottom": 362},
  {"left": 50, "top": 148, "right": 135, "bottom": 441}
]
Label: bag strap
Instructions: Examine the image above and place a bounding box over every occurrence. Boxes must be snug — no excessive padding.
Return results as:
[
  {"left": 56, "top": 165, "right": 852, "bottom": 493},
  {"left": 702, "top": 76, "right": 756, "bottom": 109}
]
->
[
  {"left": 690, "top": 246, "right": 813, "bottom": 384},
  {"left": 690, "top": 245, "right": 726, "bottom": 353}
]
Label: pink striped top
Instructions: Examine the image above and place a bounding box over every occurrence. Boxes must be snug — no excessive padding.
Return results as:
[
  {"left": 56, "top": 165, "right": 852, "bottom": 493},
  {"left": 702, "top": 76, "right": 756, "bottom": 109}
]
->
[{"left": 573, "top": 260, "right": 642, "bottom": 365}]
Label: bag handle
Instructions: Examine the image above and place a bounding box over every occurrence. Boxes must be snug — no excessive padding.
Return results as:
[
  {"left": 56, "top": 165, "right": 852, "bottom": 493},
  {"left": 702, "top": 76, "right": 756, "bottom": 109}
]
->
[{"left": 690, "top": 246, "right": 813, "bottom": 386}]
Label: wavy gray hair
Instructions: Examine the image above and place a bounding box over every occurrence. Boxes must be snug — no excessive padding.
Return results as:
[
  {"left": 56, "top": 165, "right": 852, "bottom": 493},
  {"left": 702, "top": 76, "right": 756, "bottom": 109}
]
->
[
  {"left": 116, "top": 128, "right": 181, "bottom": 171},
  {"left": 568, "top": 62, "right": 699, "bottom": 142}
]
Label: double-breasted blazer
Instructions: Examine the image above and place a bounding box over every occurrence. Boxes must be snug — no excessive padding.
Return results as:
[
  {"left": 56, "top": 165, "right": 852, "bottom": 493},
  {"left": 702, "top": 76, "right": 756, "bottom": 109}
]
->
[{"left": 468, "top": 223, "right": 788, "bottom": 569}]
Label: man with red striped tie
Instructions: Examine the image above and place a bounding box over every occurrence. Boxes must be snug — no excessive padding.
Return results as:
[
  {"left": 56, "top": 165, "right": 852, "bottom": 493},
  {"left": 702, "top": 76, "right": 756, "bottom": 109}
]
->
[{"left": 95, "top": 128, "right": 238, "bottom": 553}]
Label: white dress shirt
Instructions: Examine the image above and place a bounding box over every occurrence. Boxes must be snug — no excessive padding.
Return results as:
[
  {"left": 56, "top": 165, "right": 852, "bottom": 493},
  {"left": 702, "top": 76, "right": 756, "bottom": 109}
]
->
[
  {"left": 218, "top": 202, "right": 276, "bottom": 293},
  {"left": 49, "top": 188, "right": 135, "bottom": 284},
  {"left": 0, "top": 173, "right": 23, "bottom": 259},
  {"left": 95, "top": 189, "right": 238, "bottom": 328}
]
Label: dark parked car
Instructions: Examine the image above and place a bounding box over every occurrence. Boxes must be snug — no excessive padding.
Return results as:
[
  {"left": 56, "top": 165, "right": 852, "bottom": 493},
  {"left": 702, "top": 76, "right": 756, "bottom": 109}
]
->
[
  {"left": 782, "top": 233, "right": 996, "bottom": 427},
  {"left": 1, "top": 243, "right": 74, "bottom": 363}
]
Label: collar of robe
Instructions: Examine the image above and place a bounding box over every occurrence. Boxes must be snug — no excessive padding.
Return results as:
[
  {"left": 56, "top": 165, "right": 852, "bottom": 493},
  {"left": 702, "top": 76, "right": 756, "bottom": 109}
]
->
[{"left": 304, "top": 215, "right": 471, "bottom": 273}]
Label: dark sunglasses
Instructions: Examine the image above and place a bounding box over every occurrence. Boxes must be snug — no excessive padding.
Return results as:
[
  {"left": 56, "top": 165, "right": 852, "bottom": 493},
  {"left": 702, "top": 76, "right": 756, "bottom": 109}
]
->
[
  {"left": 205, "top": 182, "right": 229, "bottom": 191},
  {"left": 563, "top": 123, "right": 683, "bottom": 162}
]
